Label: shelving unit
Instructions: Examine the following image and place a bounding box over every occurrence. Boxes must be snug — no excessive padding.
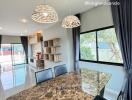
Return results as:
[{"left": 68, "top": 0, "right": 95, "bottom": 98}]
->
[
  {"left": 44, "top": 47, "right": 51, "bottom": 53},
  {"left": 28, "top": 33, "right": 42, "bottom": 44},
  {"left": 48, "top": 40, "right": 53, "bottom": 47},
  {"left": 44, "top": 41, "right": 48, "bottom": 47},
  {"left": 28, "top": 32, "right": 44, "bottom": 69},
  {"left": 44, "top": 38, "right": 62, "bottom": 62},
  {"left": 49, "top": 54, "right": 54, "bottom": 61},
  {"left": 44, "top": 54, "right": 49, "bottom": 60}
]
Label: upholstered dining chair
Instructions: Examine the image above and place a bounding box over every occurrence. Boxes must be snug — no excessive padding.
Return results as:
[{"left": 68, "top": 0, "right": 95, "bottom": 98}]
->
[
  {"left": 94, "top": 95, "right": 106, "bottom": 100},
  {"left": 54, "top": 64, "right": 67, "bottom": 77},
  {"left": 35, "top": 68, "right": 53, "bottom": 84},
  {"left": 94, "top": 87, "right": 106, "bottom": 100}
]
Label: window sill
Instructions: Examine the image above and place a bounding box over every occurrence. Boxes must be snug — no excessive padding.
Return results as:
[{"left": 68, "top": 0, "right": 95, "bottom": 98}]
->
[{"left": 79, "top": 59, "right": 123, "bottom": 66}]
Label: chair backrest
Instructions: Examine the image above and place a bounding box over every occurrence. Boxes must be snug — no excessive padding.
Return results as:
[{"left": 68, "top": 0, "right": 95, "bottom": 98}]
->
[
  {"left": 100, "top": 87, "right": 105, "bottom": 97},
  {"left": 94, "top": 95, "right": 107, "bottom": 100},
  {"left": 35, "top": 68, "right": 53, "bottom": 84},
  {"left": 94, "top": 87, "right": 106, "bottom": 100},
  {"left": 54, "top": 64, "right": 67, "bottom": 77}
]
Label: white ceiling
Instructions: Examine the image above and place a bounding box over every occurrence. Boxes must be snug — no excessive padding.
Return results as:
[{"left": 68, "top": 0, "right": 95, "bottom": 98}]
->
[{"left": 0, "top": 0, "right": 106, "bottom": 36}]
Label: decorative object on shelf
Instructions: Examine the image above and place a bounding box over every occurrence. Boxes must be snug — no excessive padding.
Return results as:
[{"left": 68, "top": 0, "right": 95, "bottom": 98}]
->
[
  {"left": 62, "top": 15, "right": 81, "bottom": 28},
  {"left": 36, "top": 52, "right": 43, "bottom": 60},
  {"left": 36, "top": 60, "right": 44, "bottom": 68},
  {"left": 32, "top": 4, "right": 58, "bottom": 23}
]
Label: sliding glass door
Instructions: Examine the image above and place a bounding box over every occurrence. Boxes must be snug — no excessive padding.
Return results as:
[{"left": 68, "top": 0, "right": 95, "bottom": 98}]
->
[
  {"left": 12, "top": 44, "right": 26, "bottom": 65},
  {"left": 0, "top": 44, "right": 26, "bottom": 72},
  {"left": 0, "top": 44, "right": 12, "bottom": 72}
]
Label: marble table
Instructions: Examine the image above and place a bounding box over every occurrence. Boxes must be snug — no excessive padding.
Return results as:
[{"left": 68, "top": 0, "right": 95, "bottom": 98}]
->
[{"left": 7, "top": 69, "right": 111, "bottom": 100}]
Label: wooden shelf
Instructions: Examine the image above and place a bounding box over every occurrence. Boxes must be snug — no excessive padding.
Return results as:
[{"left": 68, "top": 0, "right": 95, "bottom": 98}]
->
[
  {"left": 44, "top": 47, "right": 51, "bottom": 53},
  {"left": 44, "top": 54, "right": 49, "bottom": 60},
  {"left": 48, "top": 40, "right": 53, "bottom": 47},
  {"left": 44, "top": 41, "right": 48, "bottom": 47},
  {"left": 51, "top": 47, "right": 60, "bottom": 54},
  {"left": 53, "top": 38, "right": 60, "bottom": 46},
  {"left": 54, "top": 54, "right": 62, "bottom": 62},
  {"left": 44, "top": 38, "right": 60, "bottom": 47},
  {"left": 28, "top": 33, "right": 42, "bottom": 44},
  {"left": 49, "top": 54, "right": 54, "bottom": 61},
  {"left": 44, "top": 53, "right": 61, "bottom": 55},
  {"left": 43, "top": 38, "right": 62, "bottom": 62}
]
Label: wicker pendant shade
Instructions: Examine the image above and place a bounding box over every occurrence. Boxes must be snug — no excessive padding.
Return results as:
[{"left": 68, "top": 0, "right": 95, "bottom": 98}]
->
[
  {"left": 62, "top": 15, "right": 81, "bottom": 28},
  {"left": 32, "top": 4, "right": 58, "bottom": 23}
]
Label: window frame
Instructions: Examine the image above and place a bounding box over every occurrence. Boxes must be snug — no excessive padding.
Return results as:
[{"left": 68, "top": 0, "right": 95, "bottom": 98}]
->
[{"left": 79, "top": 26, "right": 123, "bottom": 66}]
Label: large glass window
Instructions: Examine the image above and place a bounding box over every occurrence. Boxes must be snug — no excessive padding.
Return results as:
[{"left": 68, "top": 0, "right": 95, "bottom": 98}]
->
[
  {"left": 80, "top": 27, "right": 123, "bottom": 64},
  {"left": 80, "top": 32, "right": 96, "bottom": 61}
]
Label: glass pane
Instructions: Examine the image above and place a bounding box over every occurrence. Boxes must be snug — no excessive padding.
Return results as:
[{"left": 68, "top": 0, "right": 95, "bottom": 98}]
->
[
  {"left": 97, "top": 28, "right": 123, "bottom": 63},
  {"left": 12, "top": 44, "right": 26, "bottom": 65},
  {"left": 80, "top": 32, "right": 97, "bottom": 60},
  {"left": 0, "top": 44, "right": 13, "bottom": 72}
]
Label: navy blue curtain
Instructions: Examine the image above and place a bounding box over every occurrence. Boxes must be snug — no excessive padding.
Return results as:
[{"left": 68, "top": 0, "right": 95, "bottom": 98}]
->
[
  {"left": 21, "top": 36, "right": 28, "bottom": 64},
  {"left": 110, "top": 0, "right": 132, "bottom": 100},
  {"left": 72, "top": 14, "right": 80, "bottom": 71},
  {"left": 0, "top": 35, "right": 1, "bottom": 49}
]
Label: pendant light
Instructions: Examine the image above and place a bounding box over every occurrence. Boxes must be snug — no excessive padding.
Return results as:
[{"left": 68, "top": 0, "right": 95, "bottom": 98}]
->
[
  {"left": 62, "top": 15, "right": 80, "bottom": 28},
  {"left": 32, "top": 1, "right": 58, "bottom": 23},
  {"left": 62, "top": 3, "right": 81, "bottom": 28}
]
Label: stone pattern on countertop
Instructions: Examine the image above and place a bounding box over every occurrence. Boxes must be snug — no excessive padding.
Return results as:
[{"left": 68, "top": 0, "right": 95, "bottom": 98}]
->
[
  {"left": 7, "top": 73, "right": 93, "bottom": 100},
  {"left": 7, "top": 70, "right": 111, "bottom": 100},
  {"left": 81, "top": 68, "right": 111, "bottom": 96}
]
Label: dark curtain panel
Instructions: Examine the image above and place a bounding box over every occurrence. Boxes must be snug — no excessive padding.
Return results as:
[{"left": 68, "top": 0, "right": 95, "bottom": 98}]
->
[
  {"left": 110, "top": 0, "right": 132, "bottom": 100},
  {"left": 72, "top": 14, "right": 80, "bottom": 71},
  {"left": 21, "top": 36, "right": 28, "bottom": 64},
  {"left": 0, "top": 35, "right": 2, "bottom": 49}
]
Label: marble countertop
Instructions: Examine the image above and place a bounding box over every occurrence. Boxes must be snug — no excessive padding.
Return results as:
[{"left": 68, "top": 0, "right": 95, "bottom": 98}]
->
[{"left": 7, "top": 70, "right": 111, "bottom": 100}]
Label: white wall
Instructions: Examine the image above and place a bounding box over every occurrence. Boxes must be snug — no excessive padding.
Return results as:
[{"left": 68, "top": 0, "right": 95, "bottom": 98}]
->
[
  {"left": 1, "top": 35, "right": 21, "bottom": 44},
  {"left": 80, "top": 5, "right": 126, "bottom": 100},
  {"left": 43, "top": 22, "right": 74, "bottom": 72},
  {"left": 81, "top": 5, "right": 113, "bottom": 32}
]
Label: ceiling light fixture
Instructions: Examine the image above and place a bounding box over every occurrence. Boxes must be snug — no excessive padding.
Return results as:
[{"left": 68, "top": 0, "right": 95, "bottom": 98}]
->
[
  {"left": 32, "top": 4, "right": 58, "bottom": 23},
  {"left": 62, "top": 15, "right": 81, "bottom": 28},
  {"left": 24, "top": 30, "right": 28, "bottom": 33},
  {"left": 21, "top": 33, "right": 24, "bottom": 36},
  {"left": 21, "top": 18, "right": 28, "bottom": 23},
  {"left": 62, "top": 1, "right": 81, "bottom": 28},
  {"left": 0, "top": 27, "right": 3, "bottom": 30}
]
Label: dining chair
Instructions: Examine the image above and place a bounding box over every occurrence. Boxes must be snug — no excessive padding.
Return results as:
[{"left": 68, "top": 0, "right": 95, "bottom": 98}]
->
[
  {"left": 94, "top": 87, "right": 106, "bottom": 100},
  {"left": 35, "top": 68, "right": 53, "bottom": 84},
  {"left": 54, "top": 64, "right": 67, "bottom": 77},
  {"left": 94, "top": 95, "right": 107, "bottom": 100}
]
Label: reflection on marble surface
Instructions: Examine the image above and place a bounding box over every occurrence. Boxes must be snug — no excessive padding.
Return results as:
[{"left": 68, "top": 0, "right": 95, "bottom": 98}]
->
[
  {"left": 81, "top": 68, "right": 111, "bottom": 96},
  {"left": 7, "top": 72, "right": 93, "bottom": 100},
  {"left": 7, "top": 69, "right": 111, "bottom": 100},
  {"left": 0, "top": 64, "right": 36, "bottom": 99}
]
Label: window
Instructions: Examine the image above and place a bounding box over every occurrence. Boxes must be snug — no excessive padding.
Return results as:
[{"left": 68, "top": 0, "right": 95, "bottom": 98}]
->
[
  {"left": 80, "top": 26, "right": 123, "bottom": 65},
  {"left": 80, "top": 32, "right": 96, "bottom": 61}
]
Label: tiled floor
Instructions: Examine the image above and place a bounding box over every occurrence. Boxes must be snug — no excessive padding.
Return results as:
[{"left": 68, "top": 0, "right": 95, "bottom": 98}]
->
[{"left": 0, "top": 64, "right": 36, "bottom": 100}]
